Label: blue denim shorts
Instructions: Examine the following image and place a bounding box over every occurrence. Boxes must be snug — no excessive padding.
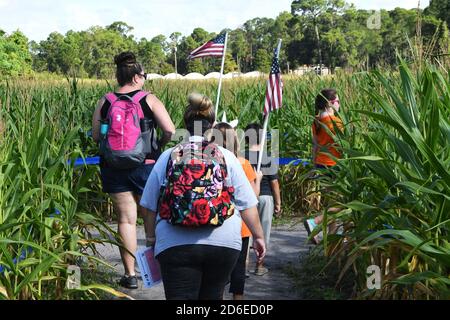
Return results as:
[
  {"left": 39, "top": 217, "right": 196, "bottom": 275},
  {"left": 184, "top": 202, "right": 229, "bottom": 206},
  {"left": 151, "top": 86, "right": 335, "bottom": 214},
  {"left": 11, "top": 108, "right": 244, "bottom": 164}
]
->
[{"left": 100, "top": 163, "right": 154, "bottom": 195}]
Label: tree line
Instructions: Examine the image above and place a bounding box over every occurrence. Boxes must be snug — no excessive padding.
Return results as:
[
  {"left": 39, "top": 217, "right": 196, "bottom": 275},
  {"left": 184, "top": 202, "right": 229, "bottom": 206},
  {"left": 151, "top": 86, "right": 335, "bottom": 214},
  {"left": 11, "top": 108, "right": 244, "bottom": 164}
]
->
[{"left": 0, "top": 0, "right": 448, "bottom": 77}]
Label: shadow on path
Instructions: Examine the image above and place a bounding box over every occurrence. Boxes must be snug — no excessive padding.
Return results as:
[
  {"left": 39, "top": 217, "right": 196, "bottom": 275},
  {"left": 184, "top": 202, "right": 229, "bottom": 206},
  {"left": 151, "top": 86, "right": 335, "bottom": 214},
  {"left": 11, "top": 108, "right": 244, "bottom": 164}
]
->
[{"left": 94, "top": 220, "right": 313, "bottom": 300}]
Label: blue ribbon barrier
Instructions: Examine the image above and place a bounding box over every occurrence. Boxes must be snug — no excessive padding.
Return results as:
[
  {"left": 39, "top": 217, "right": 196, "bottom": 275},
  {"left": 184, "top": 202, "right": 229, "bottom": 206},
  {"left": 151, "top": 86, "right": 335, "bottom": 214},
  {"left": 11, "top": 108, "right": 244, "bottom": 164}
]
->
[
  {"left": 0, "top": 209, "right": 63, "bottom": 274},
  {"left": 69, "top": 156, "right": 100, "bottom": 167},
  {"left": 278, "top": 158, "right": 309, "bottom": 166},
  {"left": 0, "top": 247, "right": 33, "bottom": 274},
  {"left": 69, "top": 156, "right": 310, "bottom": 167}
]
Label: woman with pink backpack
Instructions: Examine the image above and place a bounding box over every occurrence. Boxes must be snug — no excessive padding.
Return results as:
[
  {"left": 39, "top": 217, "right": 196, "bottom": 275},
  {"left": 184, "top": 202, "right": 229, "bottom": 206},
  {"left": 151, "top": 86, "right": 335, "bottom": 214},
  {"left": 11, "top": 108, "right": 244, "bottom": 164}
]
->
[{"left": 92, "top": 52, "right": 175, "bottom": 289}]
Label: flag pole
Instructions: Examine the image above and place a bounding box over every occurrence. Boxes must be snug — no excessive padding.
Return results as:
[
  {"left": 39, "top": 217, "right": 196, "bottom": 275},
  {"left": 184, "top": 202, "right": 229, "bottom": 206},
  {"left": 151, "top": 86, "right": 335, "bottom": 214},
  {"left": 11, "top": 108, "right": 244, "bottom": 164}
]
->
[
  {"left": 257, "top": 39, "right": 282, "bottom": 172},
  {"left": 215, "top": 32, "right": 228, "bottom": 119}
]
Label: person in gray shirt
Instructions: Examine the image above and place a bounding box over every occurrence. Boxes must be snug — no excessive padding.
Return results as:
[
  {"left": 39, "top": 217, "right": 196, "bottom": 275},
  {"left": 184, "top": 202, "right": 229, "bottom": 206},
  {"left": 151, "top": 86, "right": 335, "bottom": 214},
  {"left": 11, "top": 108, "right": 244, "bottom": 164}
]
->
[{"left": 140, "top": 93, "right": 265, "bottom": 300}]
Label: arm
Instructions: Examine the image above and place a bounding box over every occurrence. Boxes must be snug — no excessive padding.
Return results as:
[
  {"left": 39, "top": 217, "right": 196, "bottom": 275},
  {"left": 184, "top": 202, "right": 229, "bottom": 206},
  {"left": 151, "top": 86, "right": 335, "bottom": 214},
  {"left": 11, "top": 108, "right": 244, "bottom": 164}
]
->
[
  {"left": 143, "top": 209, "right": 157, "bottom": 246},
  {"left": 251, "top": 171, "right": 263, "bottom": 197},
  {"left": 228, "top": 151, "right": 265, "bottom": 262},
  {"left": 91, "top": 98, "right": 105, "bottom": 143},
  {"left": 240, "top": 206, "right": 266, "bottom": 263},
  {"left": 146, "top": 94, "right": 176, "bottom": 147},
  {"left": 270, "top": 179, "right": 282, "bottom": 216},
  {"left": 139, "top": 150, "right": 172, "bottom": 245}
]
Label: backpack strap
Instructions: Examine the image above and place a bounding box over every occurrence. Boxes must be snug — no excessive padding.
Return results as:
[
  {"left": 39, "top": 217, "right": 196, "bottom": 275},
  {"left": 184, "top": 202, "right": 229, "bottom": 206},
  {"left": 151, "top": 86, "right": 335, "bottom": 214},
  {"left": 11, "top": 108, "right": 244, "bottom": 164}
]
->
[
  {"left": 132, "top": 91, "right": 149, "bottom": 104},
  {"left": 104, "top": 92, "right": 118, "bottom": 104},
  {"left": 103, "top": 91, "right": 149, "bottom": 119}
]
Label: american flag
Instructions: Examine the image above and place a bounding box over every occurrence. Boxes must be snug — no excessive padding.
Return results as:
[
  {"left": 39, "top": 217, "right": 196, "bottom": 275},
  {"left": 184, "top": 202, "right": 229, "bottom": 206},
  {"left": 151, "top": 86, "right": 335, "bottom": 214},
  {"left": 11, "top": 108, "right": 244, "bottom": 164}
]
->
[
  {"left": 263, "top": 47, "right": 283, "bottom": 115},
  {"left": 188, "top": 33, "right": 226, "bottom": 60}
]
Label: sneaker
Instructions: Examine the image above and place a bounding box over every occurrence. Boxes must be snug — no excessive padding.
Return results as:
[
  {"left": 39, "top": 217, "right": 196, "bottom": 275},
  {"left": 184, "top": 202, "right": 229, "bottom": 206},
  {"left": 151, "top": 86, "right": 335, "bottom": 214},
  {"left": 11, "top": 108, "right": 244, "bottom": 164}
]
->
[
  {"left": 254, "top": 266, "right": 269, "bottom": 276},
  {"left": 119, "top": 275, "right": 138, "bottom": 289},
  {"left": 304, "top": 218, "right": 319, "bottom": 245}
]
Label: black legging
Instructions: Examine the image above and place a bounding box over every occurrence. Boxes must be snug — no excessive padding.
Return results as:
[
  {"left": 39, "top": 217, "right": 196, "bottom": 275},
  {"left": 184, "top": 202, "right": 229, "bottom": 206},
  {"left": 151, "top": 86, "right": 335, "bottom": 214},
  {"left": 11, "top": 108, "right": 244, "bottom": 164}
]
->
[
  {"left": 157, "top": 244, "right": 240, "bottom": 300},
  {"left": 229, "top": 237, "right": 250, "bottom": 295}
]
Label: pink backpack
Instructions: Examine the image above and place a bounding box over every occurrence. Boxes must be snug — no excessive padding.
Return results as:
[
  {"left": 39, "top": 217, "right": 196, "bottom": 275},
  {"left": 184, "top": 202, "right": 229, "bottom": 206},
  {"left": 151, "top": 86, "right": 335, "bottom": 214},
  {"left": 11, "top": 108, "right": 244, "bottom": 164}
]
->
[{"left": 100, "top": 91, "right": 152, "bottom": 168}]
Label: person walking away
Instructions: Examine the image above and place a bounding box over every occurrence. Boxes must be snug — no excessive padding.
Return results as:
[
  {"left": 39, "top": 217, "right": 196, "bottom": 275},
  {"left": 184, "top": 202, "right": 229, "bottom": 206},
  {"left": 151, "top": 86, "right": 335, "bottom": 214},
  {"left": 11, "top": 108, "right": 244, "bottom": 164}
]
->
[
  {"left": 244, "top": 123, "right": 281, "bottom": 276},
  {"left": 304, "top": 88, "right": 343, "bottom": 244},
  {"left": 213, "top": 122, "right": 263, "bottom": 300},
  {"left": 140, "top": 93, "right": 266, "bottom": 300},
  {"left": 92, "top": 51, "right": 175, "bottom": 289}
]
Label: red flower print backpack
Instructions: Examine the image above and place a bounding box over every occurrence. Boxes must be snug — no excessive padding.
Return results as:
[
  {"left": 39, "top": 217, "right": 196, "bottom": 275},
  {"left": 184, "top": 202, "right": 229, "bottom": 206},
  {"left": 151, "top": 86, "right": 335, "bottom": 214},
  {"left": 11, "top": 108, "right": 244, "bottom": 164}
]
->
[{"left": 158, "top": 140, "right": 235, "bottom": 227}]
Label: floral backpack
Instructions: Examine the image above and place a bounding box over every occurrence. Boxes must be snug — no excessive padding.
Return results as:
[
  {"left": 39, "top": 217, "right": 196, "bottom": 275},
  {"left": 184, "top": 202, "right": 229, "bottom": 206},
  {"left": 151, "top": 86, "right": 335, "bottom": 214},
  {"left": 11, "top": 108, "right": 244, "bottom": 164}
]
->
[{"left": 158, "top": 140, "right": 235, "bottom": 227}]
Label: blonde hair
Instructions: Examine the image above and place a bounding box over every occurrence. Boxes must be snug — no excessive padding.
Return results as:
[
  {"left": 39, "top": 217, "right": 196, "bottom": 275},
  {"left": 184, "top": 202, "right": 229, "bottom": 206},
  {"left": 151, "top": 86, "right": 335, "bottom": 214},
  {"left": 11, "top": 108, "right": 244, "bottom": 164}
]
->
[{"left": 184, "top": 93, "right": 215, "bottom": 128}]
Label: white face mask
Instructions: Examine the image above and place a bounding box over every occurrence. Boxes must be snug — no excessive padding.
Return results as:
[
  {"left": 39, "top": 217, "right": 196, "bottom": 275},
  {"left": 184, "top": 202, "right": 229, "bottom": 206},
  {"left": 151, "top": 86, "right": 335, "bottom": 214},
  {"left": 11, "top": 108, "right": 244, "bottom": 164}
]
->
[
  {"left": 332, "top": 103, "right": 340, "bottom": 113},
  {"left": 330, "top": 97, "right": 340, "bottom": 113}
]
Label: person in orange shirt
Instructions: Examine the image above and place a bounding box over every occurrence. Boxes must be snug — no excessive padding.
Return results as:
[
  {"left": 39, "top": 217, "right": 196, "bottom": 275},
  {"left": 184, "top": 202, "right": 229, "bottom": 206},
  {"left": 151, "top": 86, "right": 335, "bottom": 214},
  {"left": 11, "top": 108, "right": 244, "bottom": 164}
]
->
[
  {"left": 304, "top": 88, "right": 343, "bottom": 244},
  {"left": 213, "top": 122, "right": 263, "bottom": 300}
]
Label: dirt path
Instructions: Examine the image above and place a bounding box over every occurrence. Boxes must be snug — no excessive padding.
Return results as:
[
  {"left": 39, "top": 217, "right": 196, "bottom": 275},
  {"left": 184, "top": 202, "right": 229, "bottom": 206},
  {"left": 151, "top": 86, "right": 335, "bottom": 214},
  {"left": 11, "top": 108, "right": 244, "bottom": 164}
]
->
[{"left": 94, "top": 220, "right": 312, "bottom": 300}]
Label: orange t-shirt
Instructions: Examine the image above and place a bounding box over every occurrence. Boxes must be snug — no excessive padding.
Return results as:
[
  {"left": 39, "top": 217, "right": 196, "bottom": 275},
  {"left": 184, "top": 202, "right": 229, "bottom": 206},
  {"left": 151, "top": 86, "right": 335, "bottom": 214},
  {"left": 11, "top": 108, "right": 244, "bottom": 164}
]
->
[
  {"left": 239, "top": 157, "right": 256, "bottom": 238},
  {"left": 312, "top": 115, "right": 343, "bottom": 166}
]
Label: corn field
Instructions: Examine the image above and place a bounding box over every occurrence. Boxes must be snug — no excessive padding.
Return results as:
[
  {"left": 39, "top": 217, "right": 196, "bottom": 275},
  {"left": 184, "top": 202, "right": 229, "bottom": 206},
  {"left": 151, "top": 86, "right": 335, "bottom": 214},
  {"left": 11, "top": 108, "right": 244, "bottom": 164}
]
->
[{"left": 0, "top": 59, "right": 449, "bottom": 299}]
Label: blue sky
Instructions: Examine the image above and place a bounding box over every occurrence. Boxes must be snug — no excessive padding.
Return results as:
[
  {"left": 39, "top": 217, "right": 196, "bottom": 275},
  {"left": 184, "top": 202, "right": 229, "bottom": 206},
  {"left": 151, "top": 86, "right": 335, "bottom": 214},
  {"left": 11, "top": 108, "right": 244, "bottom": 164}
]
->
[{"left": 0, "top": 0, "right": 430, "bottom": 41}]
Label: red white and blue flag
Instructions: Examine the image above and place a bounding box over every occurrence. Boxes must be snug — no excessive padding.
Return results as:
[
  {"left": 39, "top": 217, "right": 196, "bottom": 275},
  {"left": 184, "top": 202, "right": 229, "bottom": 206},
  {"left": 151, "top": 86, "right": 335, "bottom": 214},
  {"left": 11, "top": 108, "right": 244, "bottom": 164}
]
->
[
  {"left": 188, "top": 33, "right": 226, "bottom": 60},
  {"left": 263, "top": 47, "right": 283, "bottom": 115}
]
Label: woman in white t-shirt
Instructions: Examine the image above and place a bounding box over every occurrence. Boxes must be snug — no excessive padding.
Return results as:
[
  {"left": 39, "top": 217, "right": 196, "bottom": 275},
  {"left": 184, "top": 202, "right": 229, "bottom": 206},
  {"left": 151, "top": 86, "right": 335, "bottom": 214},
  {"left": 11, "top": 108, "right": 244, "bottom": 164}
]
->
[{"left": 140, "top": 93, "right": 265, "bottom": 300}]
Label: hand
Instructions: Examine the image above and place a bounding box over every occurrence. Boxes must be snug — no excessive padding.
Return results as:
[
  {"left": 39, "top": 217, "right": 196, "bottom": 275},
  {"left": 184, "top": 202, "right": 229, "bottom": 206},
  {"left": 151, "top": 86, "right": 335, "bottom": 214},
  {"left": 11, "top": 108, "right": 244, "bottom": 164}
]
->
[
  {"left": 274, "top": 203, "right": 282, "bottom": 217},
  {"left": 252, "top": 238, "right": 266, "bottom": 264},
  {"left": 255, "top": 171, "right": 263, "bottom": 184}
]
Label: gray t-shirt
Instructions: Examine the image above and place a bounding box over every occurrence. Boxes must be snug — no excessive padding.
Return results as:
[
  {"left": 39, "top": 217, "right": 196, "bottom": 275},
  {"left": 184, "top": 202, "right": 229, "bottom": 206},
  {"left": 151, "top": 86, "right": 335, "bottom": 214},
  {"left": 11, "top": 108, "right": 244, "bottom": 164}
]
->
[{"left": 140, "top": 138, "right": 258, "bottom": 257}]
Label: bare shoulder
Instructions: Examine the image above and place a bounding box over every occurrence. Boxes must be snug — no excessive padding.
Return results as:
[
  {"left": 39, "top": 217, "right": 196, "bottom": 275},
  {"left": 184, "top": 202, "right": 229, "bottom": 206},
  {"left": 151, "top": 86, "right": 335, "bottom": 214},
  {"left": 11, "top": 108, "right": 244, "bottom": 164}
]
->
[{"left": 145, "top": 93, "right": 164, "bottom": 107}]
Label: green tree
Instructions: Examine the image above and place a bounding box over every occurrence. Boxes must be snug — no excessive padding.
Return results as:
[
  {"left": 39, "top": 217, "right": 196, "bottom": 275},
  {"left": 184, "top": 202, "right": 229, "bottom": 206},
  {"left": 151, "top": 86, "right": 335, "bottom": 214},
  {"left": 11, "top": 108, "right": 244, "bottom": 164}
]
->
[
  {"left": 137, "top": 35, "right": 168, "bottom": 74},
  {"left": 177, "top": 28, "right": 218, "bottom": 74},
  {"left": 191, "top": 28, "right": 210, "bottom": 44},
  {"left": 224, "top": 51, "right": 238, "bottom": 73},
  {"left": 291, "top": 0, "right": 346, "bottom": 72},
  {"left": 106, "top": 21, "right": 134, "bottom": 38},
  {"left": 35, "top": 32, "right": 65, "bottom": 73},
  {"left": 254, "top": 48, "right": 271, "bottom": 71},
  {"left": 169, "top": 32, "right": 182, "bottom": 74},
  {"left": 229, "top": 29, "right": 249, "bottom": 72},
  {"left": 17, "top": 3, "right": 449, "bottom": 78},
  {"left": 378, "top": 8, "right": 417, "bottom": 65},
  {"left": 0, "top": 30, "right": 32, "bottom": 76},
  {"left": 272, "top": 12, "right": 296, "bottom": 72},
  {"left": 425, "top": 0, "right": 450, "bottom": 25},
  {"left": 82, "top": 26, "right": 136, "bottom": 78},
  {"left": 186, "top": 59, "right": 206, "bottom": 74},
  {"left": 242, "top": 17, "right": 275, "bottom": 70}
]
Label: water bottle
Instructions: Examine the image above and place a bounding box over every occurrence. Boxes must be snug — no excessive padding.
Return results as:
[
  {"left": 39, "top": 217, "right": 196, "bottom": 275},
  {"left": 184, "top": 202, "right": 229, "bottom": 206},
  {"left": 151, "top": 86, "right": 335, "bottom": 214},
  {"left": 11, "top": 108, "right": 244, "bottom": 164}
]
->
[
  {"left": 100, "top": 121, "right": 109, "bottom": 137},
  {"left": 140, "top": 118, "right": 151, "bottom": 132}
]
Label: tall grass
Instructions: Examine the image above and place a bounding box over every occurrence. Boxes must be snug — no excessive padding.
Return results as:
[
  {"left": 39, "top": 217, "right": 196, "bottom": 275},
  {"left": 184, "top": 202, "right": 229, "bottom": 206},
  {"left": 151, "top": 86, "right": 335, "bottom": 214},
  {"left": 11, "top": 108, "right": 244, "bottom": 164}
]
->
[
  {"left": 315, "top": 60, "right": 450, "bottom": 299},
  {"left": 0, "top": 61, "right": 448, "bottom": 299},
  {"left": 0, "top": 80, "right": 128, "bottom": 299}
]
